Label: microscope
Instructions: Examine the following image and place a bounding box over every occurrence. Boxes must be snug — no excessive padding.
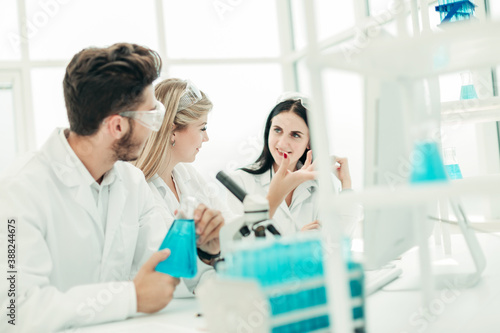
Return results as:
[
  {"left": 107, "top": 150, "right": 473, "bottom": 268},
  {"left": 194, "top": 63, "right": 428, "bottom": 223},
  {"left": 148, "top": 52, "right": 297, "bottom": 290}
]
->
[{"left": 215, "top": 171, "right": 280, "bottom": 254}]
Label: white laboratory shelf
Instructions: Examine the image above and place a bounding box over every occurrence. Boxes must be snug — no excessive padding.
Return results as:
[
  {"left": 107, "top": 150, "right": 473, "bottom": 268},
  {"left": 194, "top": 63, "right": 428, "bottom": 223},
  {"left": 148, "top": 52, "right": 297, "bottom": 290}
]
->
[
  {"left": 441, "top": 96, "right": 500, "bottom": 124},
  {"left": 332, "top": 174, "right": 500, "bottom": 209},
  {"left": 302, "top": 3, "right": 500, "bottom": 332},
  {"left": 318, "top": 20, "right": 500, "bottom": 80}
]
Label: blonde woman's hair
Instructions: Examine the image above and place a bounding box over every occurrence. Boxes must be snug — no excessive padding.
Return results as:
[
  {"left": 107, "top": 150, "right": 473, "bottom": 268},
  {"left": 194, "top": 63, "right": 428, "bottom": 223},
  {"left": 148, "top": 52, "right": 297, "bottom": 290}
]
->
[{"left": 135, "top": 78, "right": 213, "bottom": 180}]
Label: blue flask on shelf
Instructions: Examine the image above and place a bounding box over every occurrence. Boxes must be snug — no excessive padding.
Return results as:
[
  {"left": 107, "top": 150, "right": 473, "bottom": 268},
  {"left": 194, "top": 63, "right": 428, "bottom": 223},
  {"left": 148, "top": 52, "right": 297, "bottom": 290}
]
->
[
  {"left": 155, "top": 196, "right": 198, "bottom": 278},
  {"left": 460, "top": 72, "right": 478, "bottom": 100},
  {"left": 410, "top": 141, "right": 448, "bottom": 184},
  {"left": 435, "top": 0, "right": 476, "bottom": 24},
  {"left": 443, "top": 147, "right": 463, "bottom": 180}
]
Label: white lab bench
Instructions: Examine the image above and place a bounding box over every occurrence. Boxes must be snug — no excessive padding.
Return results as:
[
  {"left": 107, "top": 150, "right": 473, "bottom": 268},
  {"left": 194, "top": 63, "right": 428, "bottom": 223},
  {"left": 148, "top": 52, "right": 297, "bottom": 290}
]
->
[{"left": 71, "top": 229, "right": 500, "bottom": 333}]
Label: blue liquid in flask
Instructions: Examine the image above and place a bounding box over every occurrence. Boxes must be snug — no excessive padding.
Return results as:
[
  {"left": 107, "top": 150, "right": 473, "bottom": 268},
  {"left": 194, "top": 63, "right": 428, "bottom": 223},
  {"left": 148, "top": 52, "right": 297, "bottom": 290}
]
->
[
  {"left": 460, "top": 85, "right": 478, "bottom": 100},
  {"left": 444, "top": 164, "right": 463, "bottom": 180},
  {"left": 460, "top": 72, "right": 478, "bottom": 100},
  {"left": 155, "top": 219, "right": 197, "bottom": 278},
  {"left": 410, "top": 141, "right": 448, "bottom": 184},
  {"left": 443, "top": 147, "right": 463, "bottom": 180}
]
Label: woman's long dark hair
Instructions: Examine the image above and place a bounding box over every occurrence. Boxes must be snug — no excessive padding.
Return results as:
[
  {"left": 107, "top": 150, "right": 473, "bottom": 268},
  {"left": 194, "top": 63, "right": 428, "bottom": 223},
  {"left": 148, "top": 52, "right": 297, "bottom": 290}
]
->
[{"left": 242, "top": 99, "right": 309, "bottom": 175}]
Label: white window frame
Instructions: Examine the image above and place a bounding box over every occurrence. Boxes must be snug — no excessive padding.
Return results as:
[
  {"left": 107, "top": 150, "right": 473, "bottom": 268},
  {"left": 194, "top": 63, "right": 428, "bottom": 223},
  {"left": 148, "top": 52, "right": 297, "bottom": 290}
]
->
[
  {"left": 2, "top": 0, "right": 499, "bottom": 173},
  {"left": 0, "top": 70, "right": 32, "bottom": 154},
  {"left": 1, "top": 0, "right": 296, "bottom": 152}
]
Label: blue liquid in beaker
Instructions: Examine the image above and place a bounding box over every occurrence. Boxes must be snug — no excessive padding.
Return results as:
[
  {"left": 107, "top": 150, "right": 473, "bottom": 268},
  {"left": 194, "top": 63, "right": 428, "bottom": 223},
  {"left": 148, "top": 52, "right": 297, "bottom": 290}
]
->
[
  {"left": 155, "top": 219, "right": 197, "bottom": 278},
  {"left": 460, "top": 84, "right": 478, "bottom": 100},
  {"left": 410, "top": 142, "right": 448, "bottom": 184},
  {"left": 444, "top": 164, "right": 463, "bottom": 180}
]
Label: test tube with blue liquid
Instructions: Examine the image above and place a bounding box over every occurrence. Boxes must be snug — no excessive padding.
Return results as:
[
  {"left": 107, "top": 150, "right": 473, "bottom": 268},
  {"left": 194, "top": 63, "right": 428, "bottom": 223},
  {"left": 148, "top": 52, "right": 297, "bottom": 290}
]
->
[{"left": 220, "top": 235, "right": 366, "bottom": 332}]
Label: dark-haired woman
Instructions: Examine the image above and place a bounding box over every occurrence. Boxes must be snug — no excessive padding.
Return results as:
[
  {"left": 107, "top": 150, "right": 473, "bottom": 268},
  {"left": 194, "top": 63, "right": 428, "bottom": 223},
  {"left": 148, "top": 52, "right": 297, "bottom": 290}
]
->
[{"left": 228, "top": 95, "right": 356, "bottom": 236}]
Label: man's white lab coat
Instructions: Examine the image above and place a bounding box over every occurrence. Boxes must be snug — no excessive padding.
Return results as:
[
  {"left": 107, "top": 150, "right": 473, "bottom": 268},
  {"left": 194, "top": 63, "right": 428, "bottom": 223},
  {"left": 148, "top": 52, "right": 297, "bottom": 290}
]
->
[{"left": 0, "top": 128, "right": 166, "bottom": 332}]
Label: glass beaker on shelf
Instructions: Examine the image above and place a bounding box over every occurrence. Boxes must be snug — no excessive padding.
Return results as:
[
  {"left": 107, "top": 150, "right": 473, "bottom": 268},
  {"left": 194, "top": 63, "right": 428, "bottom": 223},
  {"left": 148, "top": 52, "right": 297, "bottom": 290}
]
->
[{"left": 443, "top": 147, "right": 463, "bottom": 180}]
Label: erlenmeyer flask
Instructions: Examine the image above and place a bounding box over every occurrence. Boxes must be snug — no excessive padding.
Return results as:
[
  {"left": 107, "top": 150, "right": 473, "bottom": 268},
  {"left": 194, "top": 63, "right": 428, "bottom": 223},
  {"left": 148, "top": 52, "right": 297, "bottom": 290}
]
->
[
  {"left": 410, "top": 141, "right": 448, "bottom": 184},
  {"left": 155, "top": 196, "right": 198, "bottom": 278},
  {"left": 460, "top": 72, "right": 478, "bottom": 100},
  {"left": 443, "top": 147, "right": 463, "bottom": 179}
]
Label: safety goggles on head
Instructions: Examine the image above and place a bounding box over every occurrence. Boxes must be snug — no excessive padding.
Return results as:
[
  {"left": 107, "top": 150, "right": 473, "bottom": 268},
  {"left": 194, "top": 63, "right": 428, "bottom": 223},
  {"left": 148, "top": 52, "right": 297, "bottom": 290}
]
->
[
  {"left": 119, "top": 99, "right": 166, "bottom": 131},
  {"left": 177, "top": 80, "right": 202, "bottom": 112},
  {"left": 275, "top": 91, "right": 310, "bottom": 109}
]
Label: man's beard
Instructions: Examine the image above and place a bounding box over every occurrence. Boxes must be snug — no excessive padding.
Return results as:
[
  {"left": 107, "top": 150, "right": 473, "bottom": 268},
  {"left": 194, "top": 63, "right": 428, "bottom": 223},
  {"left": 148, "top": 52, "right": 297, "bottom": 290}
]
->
[{"left": 112, "top": 119, "right": 143, "bottom": 162}]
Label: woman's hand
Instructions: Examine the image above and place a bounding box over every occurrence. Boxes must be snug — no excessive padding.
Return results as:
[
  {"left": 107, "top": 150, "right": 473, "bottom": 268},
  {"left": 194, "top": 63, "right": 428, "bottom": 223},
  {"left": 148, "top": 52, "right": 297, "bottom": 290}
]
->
[
  {"left": 267, "top": 150, "right": 316, "bottom": 217},
  {"left": 300, "top": 220, "right": 321, "bottom": 232},
  {"left": 193, "top": 204, "right": 224, "bottom": 256},
  {"left": 333, "top": 156, "right": 352, "bottom": 190}
]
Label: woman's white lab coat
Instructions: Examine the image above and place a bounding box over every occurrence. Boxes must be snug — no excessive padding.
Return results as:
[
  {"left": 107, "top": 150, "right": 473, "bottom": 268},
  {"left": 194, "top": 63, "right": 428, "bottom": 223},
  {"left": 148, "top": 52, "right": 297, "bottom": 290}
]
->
[
  {"left": 228, "top": 168, "right": 359, "bottom": 236},
  {"left": 148, "top": 163, "right": 234, "bottom": 294},
  {"left": 0, "top": 129, "right": 166, "bottom": 332}
]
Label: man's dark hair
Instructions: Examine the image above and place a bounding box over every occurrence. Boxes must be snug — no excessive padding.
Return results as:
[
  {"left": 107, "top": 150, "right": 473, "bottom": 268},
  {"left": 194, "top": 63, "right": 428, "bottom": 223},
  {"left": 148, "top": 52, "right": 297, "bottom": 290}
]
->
[{"left": 63, "top": 43, "right": 162, "bottom": 136}]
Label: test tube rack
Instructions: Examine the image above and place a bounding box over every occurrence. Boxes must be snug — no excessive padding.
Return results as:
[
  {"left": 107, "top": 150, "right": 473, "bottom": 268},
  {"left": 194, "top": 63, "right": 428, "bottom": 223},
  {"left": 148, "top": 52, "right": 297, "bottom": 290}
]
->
[{"left": 221, "top": 235, "right": 365, "bottom": 333}]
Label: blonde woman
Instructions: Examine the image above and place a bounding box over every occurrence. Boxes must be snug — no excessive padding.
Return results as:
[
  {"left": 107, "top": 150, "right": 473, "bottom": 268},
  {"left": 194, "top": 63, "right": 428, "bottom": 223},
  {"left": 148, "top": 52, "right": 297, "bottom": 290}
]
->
[{"left": 135, "top": 78, "right": 229, "bottom": 294}]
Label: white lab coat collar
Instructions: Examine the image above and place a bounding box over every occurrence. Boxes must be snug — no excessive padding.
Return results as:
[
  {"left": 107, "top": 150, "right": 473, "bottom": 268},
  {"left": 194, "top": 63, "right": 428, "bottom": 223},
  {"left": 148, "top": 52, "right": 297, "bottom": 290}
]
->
[
  {"left": 257, "top": 168, "right": 272, "bottom": 187},
  {"left": 44, "top": 128, "right": 120, "bottom": 188},
  {"left": 149, "top": 164, "right": 193, "bottom": 201},
  {"left": 150, "top": 174, "right": 169, "bottom": 199},
  {"left": 173, "top": 163, "right": 193, "bottom": 187}
]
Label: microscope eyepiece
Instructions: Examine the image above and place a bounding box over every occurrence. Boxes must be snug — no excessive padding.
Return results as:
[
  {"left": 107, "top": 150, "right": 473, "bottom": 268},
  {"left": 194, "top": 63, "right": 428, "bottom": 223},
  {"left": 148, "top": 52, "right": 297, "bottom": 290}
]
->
[{"left": 216, "top": 171, "right": 247, "bottom": 202}]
